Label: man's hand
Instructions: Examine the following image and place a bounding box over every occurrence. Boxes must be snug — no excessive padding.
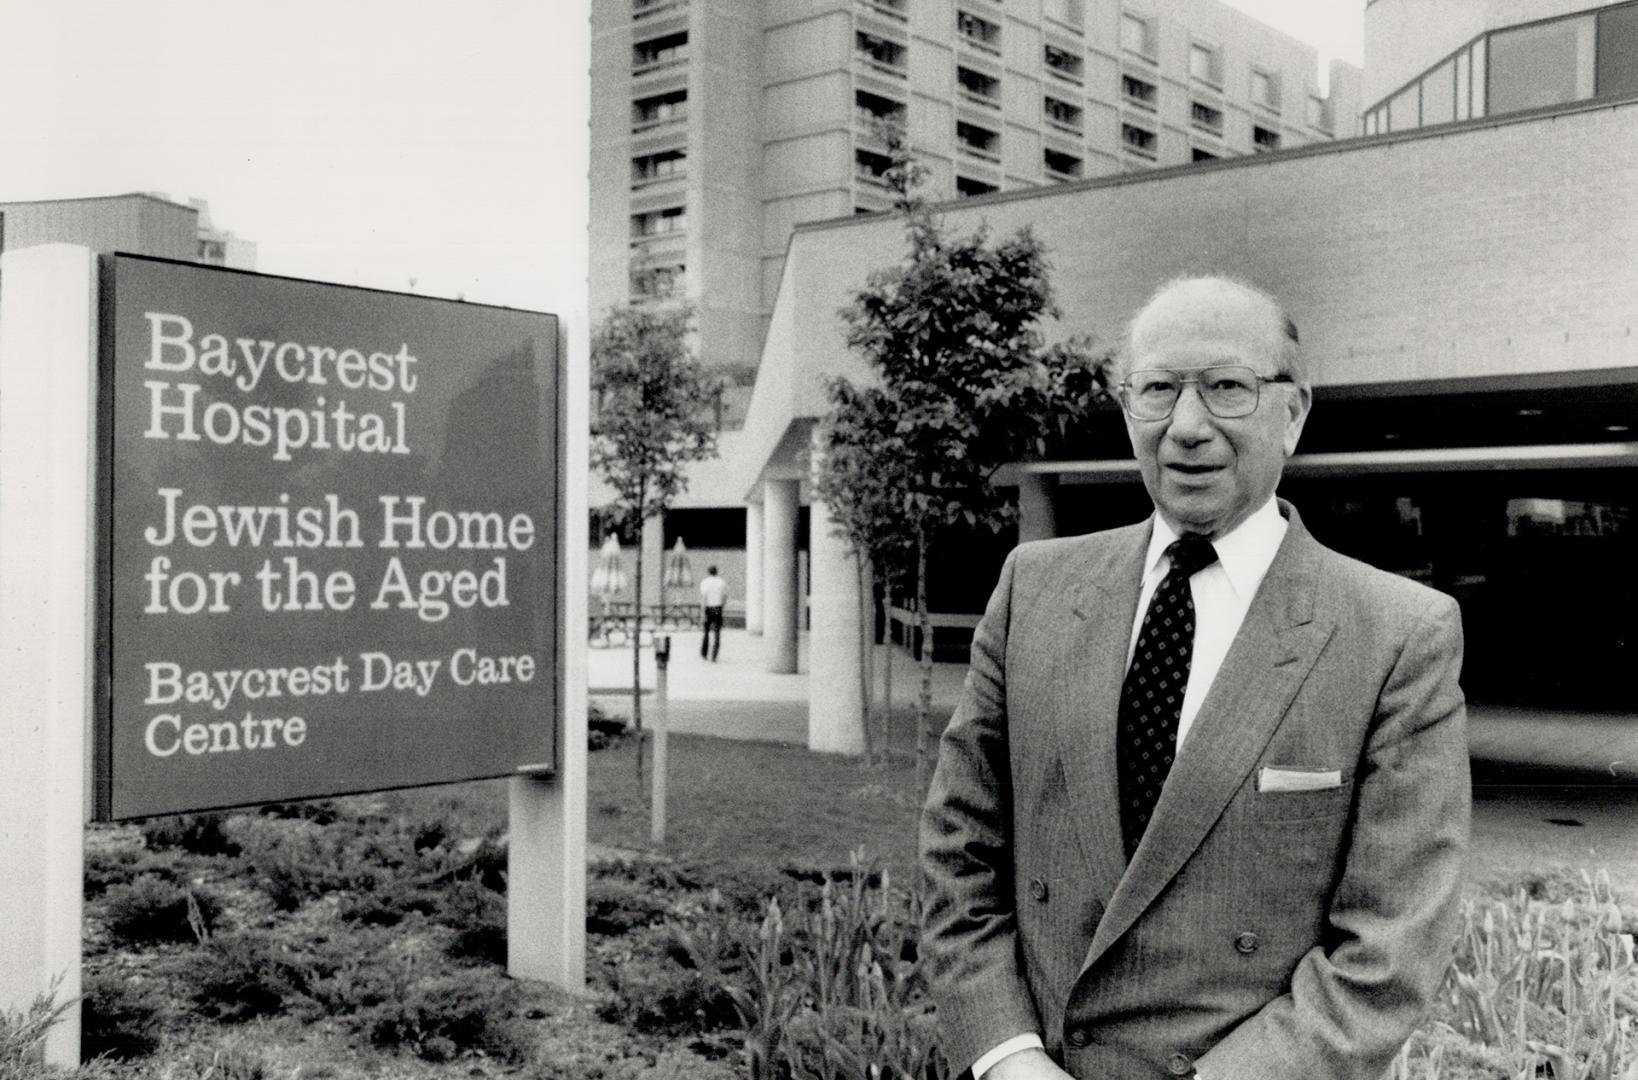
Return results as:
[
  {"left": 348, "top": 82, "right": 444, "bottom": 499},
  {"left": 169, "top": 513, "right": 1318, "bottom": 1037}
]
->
[{"left": 984, "top": 1047, "right": 1075, "bottom": 1080}]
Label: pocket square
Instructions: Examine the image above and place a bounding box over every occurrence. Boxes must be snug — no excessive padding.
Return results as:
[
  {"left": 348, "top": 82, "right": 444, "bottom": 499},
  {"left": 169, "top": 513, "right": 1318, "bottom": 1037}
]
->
[{"left": 1258, "top": 766, "right": 1342, "bottom": 793}]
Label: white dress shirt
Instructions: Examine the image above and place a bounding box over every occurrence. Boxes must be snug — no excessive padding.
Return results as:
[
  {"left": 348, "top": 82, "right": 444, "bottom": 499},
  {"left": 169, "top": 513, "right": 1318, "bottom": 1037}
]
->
[{"left": 971, "top": 497, "right": 1288, "bottom": 1079}]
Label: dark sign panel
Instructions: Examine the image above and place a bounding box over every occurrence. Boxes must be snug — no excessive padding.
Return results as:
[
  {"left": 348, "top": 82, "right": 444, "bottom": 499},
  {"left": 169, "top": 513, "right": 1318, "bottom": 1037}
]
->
[{"left": 97, "top": 255, "right": 559, "bottom": 820}]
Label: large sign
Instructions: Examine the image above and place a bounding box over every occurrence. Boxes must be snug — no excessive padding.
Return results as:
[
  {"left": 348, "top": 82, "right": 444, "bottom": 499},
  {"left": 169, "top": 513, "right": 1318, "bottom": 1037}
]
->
[{"left": 97, "top": 255, "right": 560, "bottom": 820}]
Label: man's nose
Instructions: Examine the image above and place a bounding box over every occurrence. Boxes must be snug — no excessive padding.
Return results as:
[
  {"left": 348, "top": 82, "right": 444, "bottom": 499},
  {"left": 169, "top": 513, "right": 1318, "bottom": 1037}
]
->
[{"left": 1166, "top": 384, "right": 1216, "bottom": 442}]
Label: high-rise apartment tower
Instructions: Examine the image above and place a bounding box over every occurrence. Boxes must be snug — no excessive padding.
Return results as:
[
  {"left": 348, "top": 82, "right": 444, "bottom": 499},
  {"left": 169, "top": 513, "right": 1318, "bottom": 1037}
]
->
[{"left": 590, "top": 0, "right": 1361, "bottom": 426}]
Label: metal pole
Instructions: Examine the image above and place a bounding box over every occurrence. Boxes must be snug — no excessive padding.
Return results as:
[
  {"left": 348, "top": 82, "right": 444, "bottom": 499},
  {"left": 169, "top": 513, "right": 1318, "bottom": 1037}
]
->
[{"left": 650, "top": 635, "right": 670, "bottom": 845}]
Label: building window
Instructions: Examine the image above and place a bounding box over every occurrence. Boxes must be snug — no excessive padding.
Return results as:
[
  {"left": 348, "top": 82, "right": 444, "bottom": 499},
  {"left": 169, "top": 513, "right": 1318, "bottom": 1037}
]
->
[
  {"left": 1250, "top": 68, "right": 1281, "bottom": 111},
  {"left": 957, "top": 65, "right": 1002, "bottom": 107},
  {"left": 1192, "top": 147, "right": 1219, "bottom": 162},
  {"left": 633, "top": 31, "right": 688, "bottom": 70},
  {"left": 856, "top": 89, "right": 906, "bottom": 126},
  {"left": 864, "top": 0, "right": 908, "bottom": 17},
  {"left": 1122, "top": 73, "right": 1158, "bottom": 109},
  {"left": 632, "top": 150, "right": 686, "bottom": 184},
  {"left": 1121, "top": 121, "right": 1157, "bottom": 157},
  {"left": 1487, "top": 13, "right": 1593, "bottom": 116},
  {"left": 1307, "top": 94, "right": 1332, "bottom": 131},
  {"left": 957, "top": 10, "right": 1001, "bottom": 52},
  {"left": 856, "top": 148, "right": 894, "bottom": 185},
  {"left": 1189, "top": 41, "right": 1223, "bottom": 87},
  {"left": 1189, "top": 100, "right": 1223, "bottom": 134},
  {"left": 1252, "top": 124, "right": 1280, "bottom": 152},
  {"left": 856, "top": 31, "right": 908, "bottom": 75},
  {"left": 956, "top": 120, "right": 1000, "bottom": 160},
  {"left": 1120, "top": 11, "right": 1156, "bottom": 59},
  {"left": 1043, "top": 95, "right": 1084, "bottom": 131},
  {"left": 633, "top": 89, "right": 687, "bottom": 129},
  {"left": 1597, "top": 4, "right": 1638, "bottom": 100},
  {"left": 1044, "top": 43, "right": 1084, "bottom": 82},
  {"left": 631, "top": 264, "right": 684, "bottom": 299},
  {"left": 1044, "top": 147, "right": 1083, "bottom": 178},
  {"left": 956, "top": 175, "right": 999, "bottom": 197},
  {"left": 1421, "top": 59, "right": 1456, "bottom": 126},
  {"left": 632, "top": 206, "right": 686, "bottom": 237}
]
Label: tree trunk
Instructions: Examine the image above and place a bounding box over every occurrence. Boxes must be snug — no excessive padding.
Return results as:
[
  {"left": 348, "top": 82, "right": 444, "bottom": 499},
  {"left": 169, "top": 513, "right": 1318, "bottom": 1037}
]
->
[
  {"left": 632, "top": 500, "right": 646, "bottom": 797},
  {"left": 855, "top": 554, "right": 875, "bottom": 765},
  {"left": 880, "top": 571, "right": 894, "bottom": 766},
  {"left": 915, "top": 531, "right": 933, "bottom": 798}
]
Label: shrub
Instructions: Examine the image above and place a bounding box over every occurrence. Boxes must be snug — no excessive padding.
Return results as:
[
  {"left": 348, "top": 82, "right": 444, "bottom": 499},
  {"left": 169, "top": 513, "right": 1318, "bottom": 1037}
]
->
[
  {"left": 160, "top": 1044, "right": 272, "bottom": 1080},
  {"left": 189, "top": 930, "right": 296, "bottom": 1022},
  {"left": 231, "top": 815, "right": 382, "bottom": 911},
  {"left": 139, "top": 812, "right": 241, "bottom": 857},
  {"left": 587, "top": 876, "right": 673, "bottom": 936},
  {"left": 440, "top": 876, "right": 508, "bottom": 966},
  {"left": 0, "top": 983, "right": 72, "bottom": 1078},
  {"left": 99, "top": 874, "right": 219, "bottom": 947},
  {"left": 80, "top": 971, "right": 167, "bottom": 1061},
  {"left": 589, "top": 702, "right": 629, "bottom": 751},
  {"left": 355, "top": 968, "right": 529, "bottom": 1063}
]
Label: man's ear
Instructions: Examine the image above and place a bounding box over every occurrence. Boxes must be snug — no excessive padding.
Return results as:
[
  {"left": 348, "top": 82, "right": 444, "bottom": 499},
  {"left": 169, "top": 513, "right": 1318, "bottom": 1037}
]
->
[{"left": 1283, "top": 384, "right": 1312, "bottom": 457}]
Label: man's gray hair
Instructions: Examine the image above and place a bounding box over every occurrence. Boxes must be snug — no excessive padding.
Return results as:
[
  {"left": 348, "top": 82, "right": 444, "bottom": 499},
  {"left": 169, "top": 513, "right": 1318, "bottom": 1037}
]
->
[{"left": 1118, "top": 275, "right": 1308, "bottom": 386}]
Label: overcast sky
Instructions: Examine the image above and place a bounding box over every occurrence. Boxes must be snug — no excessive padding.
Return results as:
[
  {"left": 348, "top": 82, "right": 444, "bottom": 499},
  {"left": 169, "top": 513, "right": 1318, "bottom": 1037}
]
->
[{"left": 0, "top": 1, "right": 1363, "bottom": 315}]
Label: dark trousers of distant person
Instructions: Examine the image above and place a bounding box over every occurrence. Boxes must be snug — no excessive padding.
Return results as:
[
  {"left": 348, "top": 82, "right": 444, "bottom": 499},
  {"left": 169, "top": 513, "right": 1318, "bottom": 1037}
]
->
[{"left": 701, "top": 606, "right": 723, "bottom": 661}]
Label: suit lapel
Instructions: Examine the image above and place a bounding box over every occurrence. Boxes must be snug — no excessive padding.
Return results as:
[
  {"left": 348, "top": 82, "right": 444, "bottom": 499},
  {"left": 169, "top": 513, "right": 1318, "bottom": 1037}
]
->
[
  {"left": 1085, "top": 506, "right": 1336, "bottom": 967},
  {"left": 1051, "top": 522, "right": 1148, "bottom": 906}
]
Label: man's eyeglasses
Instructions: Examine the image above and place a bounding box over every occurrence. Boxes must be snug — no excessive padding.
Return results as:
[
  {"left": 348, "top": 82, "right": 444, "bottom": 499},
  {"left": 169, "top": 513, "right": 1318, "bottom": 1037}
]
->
[{"left": 1117, "top": 365, "right": 1294, "bottom": 421}]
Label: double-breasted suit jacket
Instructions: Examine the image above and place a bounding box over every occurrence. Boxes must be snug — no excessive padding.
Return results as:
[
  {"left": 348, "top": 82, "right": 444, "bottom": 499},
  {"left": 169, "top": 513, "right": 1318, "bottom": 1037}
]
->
[{"left": 921, "top": 503, "right": 1470, "bottom": 1080}]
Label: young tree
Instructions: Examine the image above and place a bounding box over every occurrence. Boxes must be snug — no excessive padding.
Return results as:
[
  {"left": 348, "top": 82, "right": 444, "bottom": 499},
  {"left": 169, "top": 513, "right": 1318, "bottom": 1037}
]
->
[
  {"left": 828, "top": 125, "right": 1106, "bottom": 793},
  {"left": 812, "top": 380, "right": 917, "bottom": 764},
  {"left": 591, "top": 303, "right": 721, "bottom": 788}
]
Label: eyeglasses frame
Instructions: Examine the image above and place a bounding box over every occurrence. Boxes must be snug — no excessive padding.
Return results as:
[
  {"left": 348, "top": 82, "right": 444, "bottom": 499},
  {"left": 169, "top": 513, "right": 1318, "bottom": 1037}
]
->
[{"left": 1116, "top": 365, "right": 1296, "bottom": 421}]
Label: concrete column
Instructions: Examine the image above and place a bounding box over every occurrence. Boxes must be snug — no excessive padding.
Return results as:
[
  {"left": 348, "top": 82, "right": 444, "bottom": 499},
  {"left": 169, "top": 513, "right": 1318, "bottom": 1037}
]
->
[
  {"left": 1017, "top": 472, "right": 1060, "bottom": 543},
  {"left": 641, "top": 514, "right": 664, "bottom": 613},
  {"left": 762, "top": 479, "right": 799, "bottom": 673},
  {"left": 808, "top": 432, "right": 866, "bottom": 755},
  {"left": 745, "top": 502, "right": 763, "bottom": 635}
]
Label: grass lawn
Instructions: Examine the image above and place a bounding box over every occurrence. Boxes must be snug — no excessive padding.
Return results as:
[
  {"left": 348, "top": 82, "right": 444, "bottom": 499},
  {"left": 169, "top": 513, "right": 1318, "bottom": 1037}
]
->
[{"left": 585, "top": 730, "right": 924, "bottom": 883}]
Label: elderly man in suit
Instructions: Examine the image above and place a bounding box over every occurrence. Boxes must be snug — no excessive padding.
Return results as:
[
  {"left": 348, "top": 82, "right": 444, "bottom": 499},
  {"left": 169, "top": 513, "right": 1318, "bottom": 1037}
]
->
[{"left": 920, "top": 276, "right": 1469, "bottom": 1080}]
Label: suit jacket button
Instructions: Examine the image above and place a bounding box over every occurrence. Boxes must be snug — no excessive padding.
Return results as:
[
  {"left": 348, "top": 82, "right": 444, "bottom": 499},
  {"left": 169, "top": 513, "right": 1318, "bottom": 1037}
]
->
[
  {"left": 1067, "top": 1027, "right": 1090, "bottom": 1048},
  {"left": 1167, "top": 1052, "right": 1192, "bottom": 1075},
  {"left": 1234, "top": 931, "right": 1260, "bottom": 954},
  {"left": 1028, "top": 878, "right": 1049, "bottom": 902}
]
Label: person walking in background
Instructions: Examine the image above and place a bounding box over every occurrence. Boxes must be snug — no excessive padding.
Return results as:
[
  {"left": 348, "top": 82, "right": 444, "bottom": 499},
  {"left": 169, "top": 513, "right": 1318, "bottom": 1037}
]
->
[
  {"left": 920, "top": 276, "right": 1470, "bottom": 1080},
  {"left": 698, "top": 565, "right": 727, "bottom": 661}
]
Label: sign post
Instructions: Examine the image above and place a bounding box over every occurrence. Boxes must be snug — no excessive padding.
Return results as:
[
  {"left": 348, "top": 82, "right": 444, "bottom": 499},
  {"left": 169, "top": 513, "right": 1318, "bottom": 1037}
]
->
[
  {"left": 0, "top": 244, "right": 99, "bottom": 1066},
  {"left": 651, "top": 635, "right": 670, "bottom": 845}
]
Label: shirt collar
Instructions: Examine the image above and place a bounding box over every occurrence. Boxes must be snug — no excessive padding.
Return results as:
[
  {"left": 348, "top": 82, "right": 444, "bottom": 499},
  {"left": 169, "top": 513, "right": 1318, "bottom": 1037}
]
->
[{"left": 1143, "top": 497, "right": 1288, "bottom": 597}]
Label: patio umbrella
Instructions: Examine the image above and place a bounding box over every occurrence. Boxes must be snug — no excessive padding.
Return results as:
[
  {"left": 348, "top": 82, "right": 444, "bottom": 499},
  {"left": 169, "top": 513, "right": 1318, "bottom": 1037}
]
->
[
  {"left": 663, "top": 537, "right": 693, "bottom": 590},
  {"left": 590, "top": 534, "right": 627, "bottom": 603}
]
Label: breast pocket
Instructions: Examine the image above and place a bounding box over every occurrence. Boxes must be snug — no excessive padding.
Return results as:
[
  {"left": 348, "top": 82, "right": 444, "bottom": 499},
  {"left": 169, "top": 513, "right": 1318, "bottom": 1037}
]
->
[{"left": 1250, "top": 785, "right": 1350, "bottom": 823}]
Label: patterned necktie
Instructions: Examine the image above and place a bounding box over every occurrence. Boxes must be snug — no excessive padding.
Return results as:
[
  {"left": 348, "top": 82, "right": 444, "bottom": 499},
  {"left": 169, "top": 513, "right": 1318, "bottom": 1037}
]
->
[{"left": 1118, "top": 533, "right": 1219, "bottom": 859}]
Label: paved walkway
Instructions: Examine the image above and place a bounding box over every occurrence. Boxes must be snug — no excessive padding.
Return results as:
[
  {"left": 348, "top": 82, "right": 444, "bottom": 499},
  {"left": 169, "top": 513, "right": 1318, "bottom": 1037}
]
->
[
  {"left": 588, "top": 629, "right": 1638, "bottom": 780},
  {"left": 588, "top": 627, "right": 968, "bottom": 746}
]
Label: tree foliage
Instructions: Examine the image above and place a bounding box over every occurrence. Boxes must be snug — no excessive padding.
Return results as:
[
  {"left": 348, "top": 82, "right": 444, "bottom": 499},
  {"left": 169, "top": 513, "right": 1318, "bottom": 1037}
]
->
[
  {"left": 590, "top": 303, "right": 721, "bottom": 535},
  {"left": 820, "top": 123, "right": 1107, "bottom": 783},
  {"left": 590, "top": 302, "right": 721, "bottom": 776}
]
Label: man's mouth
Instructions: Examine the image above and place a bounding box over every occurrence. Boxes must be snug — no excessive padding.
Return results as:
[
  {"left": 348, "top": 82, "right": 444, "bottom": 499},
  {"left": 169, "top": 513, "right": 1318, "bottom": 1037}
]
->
[{"left": 1166, "top": 462, "right": 1222, "bottom": 474}]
